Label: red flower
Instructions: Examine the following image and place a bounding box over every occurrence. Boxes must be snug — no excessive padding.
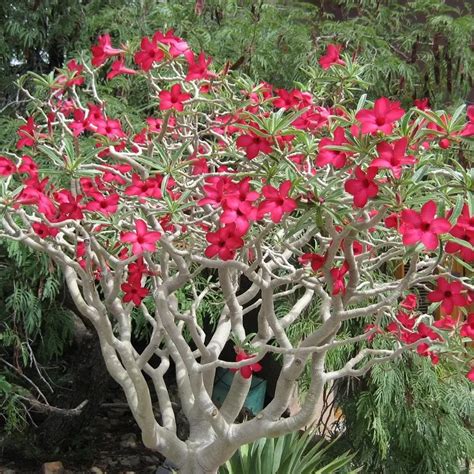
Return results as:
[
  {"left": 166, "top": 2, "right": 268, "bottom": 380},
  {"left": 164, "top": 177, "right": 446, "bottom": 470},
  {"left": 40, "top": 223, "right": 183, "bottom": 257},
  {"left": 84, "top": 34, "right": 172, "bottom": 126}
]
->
[
  {"left": 466, "top": 368, "right": 474, "bottom": 382},
  {"left": 128, "top": 257, "right": 151, "bottom": 279},
  {"left": 413, "top": 98, "right": 430, "bottom": 111},
  {"left": 32, "top": 222, "right": 58, "bottom": 238},
  {"left": 355, "top": 97, "right": 405, "bottom": 135},
  {"left": 125, "top": 173, "right": 163, "bottom": 199},
  {"left": 273, "top": 89, "right": 313, "bottom": 110},
  {"left": 445, "top": 224, "right": 474, "bottom": 262},
  {"left": 258, "top": 180, "right": 297, "bottom": 223},
  {"left": 107, "top": 58, "right": 137, "bottom": 80},
  {"left": 416, "top": 343, "right": 439, "bottom": 365},
  {"left": 91, "top": 34, "right": 124, "bottom": 67},
  {"left": 433, "top": 316, "right": 457, "bottom": 330},
  {"left": 18, "top": 155, "right": 38, "bottom": 177},
  {"left": 316, "top": 126, "right": 349, "bottom": 169},
  {"left": 220, "top": 201, "right": 258, "bottom": 236},
  {"left": 85, "top": 192, "right": 119, "bottom": 216},
  {"left": 54, "top": 59, "right": 85, "bottom": 88},
  {"left": 460, "top": 105, "right": 474, "bottom": 137},
  {"left": 232, "top": 350, "right": 262, "bottom": 379},
  {"left": 417, "top": 322, "right": 442, "bottom": 341},
  {"left": 396, "top": 310, "right": 417, "bottom": 330},
  {"left": 319, "top": 44, "right": 345, "bottom": 70},
  {"left": 401, "top": 293, "right": 417, "bottom": 311},
  {"left": 364, "top": 324, "right": 383, "bottom": 342},
  {"left": 445, "top": 205, "right": 474, "bottom": 262},
  {"left": 223, "top": 178, "right": 260, "bottom": 209},
  {"left": 16, "top": 117, "right": 38, "bottom": 149},
  {"left": 428, "top": 277, "right": 469, "bottom": 314},
  {"left": 54, "top": 189, "right": 84, "bottom": 221},
  {"left": 120, "top": 219, "right": 162, "bottom": 255},
  {"left": 236, "top": 133, "right": 273, "bottom": 160},
  {"left": 330, "top": 262, "right": 349, "bottom": 295},
  {"left": 439, "top": 138, "right": 451, "bottom": 149},
  {"left": 385, "top": 212, "right": 402, "bottom": 230},
  {"left": 198, "top": 176, "right": 233, "bottom": 208},
  {"left": 292, "top": 107, "right": 329, "bottom": 132},
  {"left": 0, "top": 156, "right": 16, "bottom": 176},
  {"left": 159, "top": 84, "right": 191, "bottom": 112},
  {"left": 121, "top": 280, "right": 149, "bottom": 306},
  {"left": 94, "top": 119, "right": 127, "bottom": 139},
  {"left": 153, "top": 30, "right": 193, "bottom": 61},
  {"left": 400, "top": 200, "right": 451, "bottom": 250},
  {"left": 460, "top": 314, "right": 474, "bottom": 339},
  {"left": 85, "top": 103, "right": 105, "bottom": 130},
  {"left": 370, "top": 138, "right": 416, "bottom": 179},
  {"left": 456, "top": 204, "right": 474, "bottom": 229},
  {"left": 186, "top": 52, "right": 216, "bottom": 81},
  {"left": 135, "top": 36, "right": 164, "bottom": 71},
  {"left": 204, "top": 224, "right": 244, "bottom": 261},
  {"left": 299, "top": 253, "right": 325, "bottom": 272},
  {"left": 102, "top": 164, "right": 131, "bottom": 185},
  {"left": 15, "top": 180, "right": 56, "bottom": 219},
  {"left": 344, "top": 166, "right": 379, "bottom": 208},
  {"left": 70, "top": 109, "right": 87, "bottom": 137}
]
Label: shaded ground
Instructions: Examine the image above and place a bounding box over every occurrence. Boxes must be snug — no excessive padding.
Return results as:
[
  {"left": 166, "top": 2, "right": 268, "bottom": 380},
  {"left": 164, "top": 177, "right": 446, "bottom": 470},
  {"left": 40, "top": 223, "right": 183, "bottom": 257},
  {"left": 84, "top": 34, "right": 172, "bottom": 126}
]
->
[{"left": 0, "top": 393, "right": 164, "bottom": 473}]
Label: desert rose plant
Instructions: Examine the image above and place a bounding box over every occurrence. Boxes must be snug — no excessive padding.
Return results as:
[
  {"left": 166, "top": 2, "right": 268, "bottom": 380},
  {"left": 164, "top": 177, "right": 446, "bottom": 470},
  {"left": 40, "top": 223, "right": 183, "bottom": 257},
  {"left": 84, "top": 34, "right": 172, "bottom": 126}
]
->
[{"left": 0, "top": 32, "right": 473, "bottom": 473}]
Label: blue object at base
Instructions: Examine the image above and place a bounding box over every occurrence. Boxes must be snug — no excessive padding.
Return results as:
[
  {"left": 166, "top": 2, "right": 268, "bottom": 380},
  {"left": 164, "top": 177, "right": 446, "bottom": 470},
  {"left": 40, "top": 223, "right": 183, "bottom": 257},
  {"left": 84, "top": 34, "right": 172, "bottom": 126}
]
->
[{"left": 212, "top": 367, "right": 267, "bottom": 414}]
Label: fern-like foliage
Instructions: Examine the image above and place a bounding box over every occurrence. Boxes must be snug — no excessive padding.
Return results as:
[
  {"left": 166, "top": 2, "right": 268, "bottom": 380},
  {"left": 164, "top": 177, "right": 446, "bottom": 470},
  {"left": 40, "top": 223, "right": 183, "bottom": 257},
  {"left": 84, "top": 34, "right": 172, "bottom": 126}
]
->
[
  {"left": 0, "top": 240, "right": 74, "bottom": 431},
  {"left": 335, "top": 354, "right": 473, "bottom": 473}
]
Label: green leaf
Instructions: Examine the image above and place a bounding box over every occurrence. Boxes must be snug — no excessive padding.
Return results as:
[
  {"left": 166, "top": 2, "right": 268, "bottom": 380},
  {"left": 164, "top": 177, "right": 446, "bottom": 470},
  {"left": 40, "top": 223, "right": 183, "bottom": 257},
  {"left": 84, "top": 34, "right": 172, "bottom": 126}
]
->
[
  {"left": 448, "top": 194, "right": 465, "bottom": 225},
  {"left": 415, "top": 109, "right": 446, "bottom": 130},
  {"left": 356, "top": 94, "right": 367, "bottom": 112},
  {"left": 450, "top": 104, "right": 466, "bottom": 127}
]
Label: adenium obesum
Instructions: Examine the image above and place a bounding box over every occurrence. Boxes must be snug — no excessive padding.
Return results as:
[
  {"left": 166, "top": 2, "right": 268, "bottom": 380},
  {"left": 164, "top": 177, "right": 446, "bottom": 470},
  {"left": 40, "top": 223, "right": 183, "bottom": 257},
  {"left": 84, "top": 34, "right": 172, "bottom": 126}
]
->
[{"left": 0, "top": 32, "right": 472, "bottom": 472}]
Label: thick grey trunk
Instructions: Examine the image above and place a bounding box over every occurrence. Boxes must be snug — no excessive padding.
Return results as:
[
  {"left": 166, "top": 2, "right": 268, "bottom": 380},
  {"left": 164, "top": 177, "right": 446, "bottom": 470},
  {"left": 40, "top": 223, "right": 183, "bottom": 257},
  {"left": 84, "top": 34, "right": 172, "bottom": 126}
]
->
[{"left": 178, "top": 461, "right": 218, "bottom": 474}]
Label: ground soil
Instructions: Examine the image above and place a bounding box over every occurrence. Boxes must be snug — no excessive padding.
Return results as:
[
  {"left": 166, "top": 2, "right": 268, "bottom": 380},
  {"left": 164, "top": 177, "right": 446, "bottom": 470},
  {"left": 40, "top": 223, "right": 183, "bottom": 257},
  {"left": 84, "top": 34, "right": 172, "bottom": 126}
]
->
[{"left": 0, "top": 388, "right": 165, "bottom": 473}]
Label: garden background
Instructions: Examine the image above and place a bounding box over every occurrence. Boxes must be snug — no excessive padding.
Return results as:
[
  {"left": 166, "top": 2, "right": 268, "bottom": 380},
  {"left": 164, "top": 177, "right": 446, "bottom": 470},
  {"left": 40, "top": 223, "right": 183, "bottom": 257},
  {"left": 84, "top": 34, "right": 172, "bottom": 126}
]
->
[{"left": 0, "top": 1, "right": 472, "bottom": 473}]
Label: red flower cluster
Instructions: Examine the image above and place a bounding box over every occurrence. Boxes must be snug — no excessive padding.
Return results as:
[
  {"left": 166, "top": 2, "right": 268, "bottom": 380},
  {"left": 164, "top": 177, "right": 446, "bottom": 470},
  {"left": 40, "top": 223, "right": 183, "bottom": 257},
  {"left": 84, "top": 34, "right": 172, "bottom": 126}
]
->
[
  {"left": 384, "top": 294, "right": 442, "bottom": 364},
  {"left": 200, "top": 177, "right": 298, "bottom": 260},
  {"left": 3, "top": 29, "right": 472, "bottom": 382},
  {"left": 121, "top": 257, "right": 152, "bottom": 306}
]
